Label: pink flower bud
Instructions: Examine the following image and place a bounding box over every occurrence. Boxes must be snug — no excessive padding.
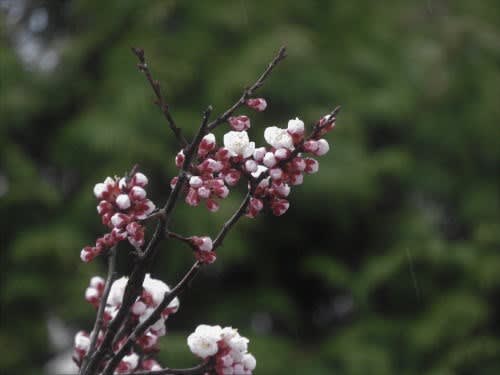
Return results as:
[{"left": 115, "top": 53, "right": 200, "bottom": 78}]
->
[
  {"left": 253, "top": 147, "right": 267, "bottom": 162},
  {"left": 116, "top": 194, "right": 131, "bottom": 210},
  {"left": 198, "top": 133, "right": 216, "bottom": 156},
  {"left": 80, "top": 247, "right": 94, "bottom": 262},
  {"left": 197, "top": 186, "right": 211, "bottom": 199},
  {"left": 112, "top": 227, "right": 128, "bottom": 241},
  {"left": 224, "top": 169, "right": 241, "bottom": 186},
  {"left": 142, "top": 359, "right": 162, "bottom": 371},
  {"left": 215, "top": 147, "right": 231, "bottom": 161},
  {"left": 191, "top": 236, "right": 213, "bottom": 252},
  {"left": 170, "top": 176, "right": 178, "bottom": 189},
  {"left": 97, "top": 200, "right": 113, "bottom": 215},
  {"left": 274, "top": 183, "right": 291, "bottom": 197},
  {"left": 269, "top": 167, "right": 283, "bottom": 181},
  {"left": 228, "top": 115, "right": 251, "bottom": 131},
  {"left": 130, "top": 186, "right": 147, "bottom": 200},
  {"left": 199, "top": 158, "right": 223, "bottom": 173},
  {"left": 175, "top": 150, "right": 185, "bottom": 168},
  {"left": 287, "top": 117, "right": 305, "bottom": 135},
  {"left": 214, "top": 185, "right": 229, "bottom": 199},
  {"left": 111, "top": 213, "right": 130, "bottom": 228},
  {"left": 93, "top": 183, "right": 107, "bottom": 199},
  {"left": 189, "top": 176, "right": 203, "bottom": 188},
  {"left": 303, "top": 140, "right": 319, "bottom": 153},
  {"left": 290, "top": 173, "right": 304, "bottom": 186},
  {"left": 186, "top": 188, "right": 200, "bottom": 206},
  {"left": 263, "top": 152, "right": 277, "bottom": 168},
  {"left": 132, "top": 172, "right": 148, "bottom": 187},
  {"left": 245, "top": 159, "right": 258, "bottom": 173},
  {"left": 85, "top": 287, "right": 99, "bottom": 304},
  {"left": 90, "top": 276, "right": 105, "bottom": 290},
  {"left": 315, "top": 139, "right": 330, "bottom": 156},
  {"left": 274, "top": 148, "right": 290, "bottom": 160},
  {"left": 246, "top": 98, "right": 267, "bottom": 112},
  {"left": 304, "top": 158, "right": 319, "bottom": 174},
  {"left": 206, "top": 198, "right": 220, "bottom": 212},
  {"left": 132, "top": 301, "right": 147, "bottom": 315},
  {"left": 271, "top": 198, "right": 290, "bottom": 216},
  {"left": 292, "top": 157, "right": 306, "bottom": 172}
]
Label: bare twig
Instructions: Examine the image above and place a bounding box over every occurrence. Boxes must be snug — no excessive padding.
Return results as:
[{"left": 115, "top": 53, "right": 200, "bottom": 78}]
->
[
  {"left": 119, "top": 361, "right": 212, "bottom": 375},
  {"left": 207, "top": 46, "right": 287, "bottom": 131},
  {"left": 132, "top": 47, "right": 188, "bottom": 148},
  {"left": 212, "top": 190, "right": 253, "bottom": 249},
  {"left": 79, "top": 246, "right": 117, "bottom": 374}
]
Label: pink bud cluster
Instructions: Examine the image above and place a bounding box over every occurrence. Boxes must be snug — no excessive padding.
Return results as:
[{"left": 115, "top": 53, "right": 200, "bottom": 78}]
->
[
  {"left": 81, "top": 173, "right": 155, "bottom": 262},
  {"left": 173, "top": 99, "right": 335, "bottom": 220},
  {"left": 74, "top": 274, "right": 179, "bottom": 371},
  {"left": 187, "top": 325, "right": 256, "bottom": 375},
  {"left": 189, "top": 235, "right": 216, "bottom": 264}
]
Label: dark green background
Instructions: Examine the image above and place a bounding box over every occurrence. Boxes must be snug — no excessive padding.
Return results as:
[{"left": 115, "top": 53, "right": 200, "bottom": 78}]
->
[{"left": 1, "top": 0, "right": 500, "bottom": 374}]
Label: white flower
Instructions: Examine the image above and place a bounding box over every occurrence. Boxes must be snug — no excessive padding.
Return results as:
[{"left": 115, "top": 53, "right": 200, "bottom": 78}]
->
[
  {"left": 223, "top": 131, "right": 255, "bottom": 158},
  {"left": 264, "top": 126, "right": 294, "bottom": 150},
  {"left": 187, "top": 324, "right": 222, "bottom": 358},
  {"left": 115, "top": 194, "right": 131, "bottom": 210},
  {"left": 287, "top": 117, "right": 304, "bottom": 134},
  {"left": 107, "top": 276, "right": 128, "bottom": 306},
  {"left": 251, "top": 165, "right": 268, "bottom": 178},
  {"left": 122, "top": 352, "right": 139, "bottom": 371},
  {"left": 316, "top": 139, "right": 330, "bottom": 156},
  {"left": 242, "top": 353, "right": 257, "bottom": 371},
  {"left": 143, "top": 273, "right": 170, "bottom": 306},
  {"left": 74, "top": 331, "right": 90, "bottom": 351}
]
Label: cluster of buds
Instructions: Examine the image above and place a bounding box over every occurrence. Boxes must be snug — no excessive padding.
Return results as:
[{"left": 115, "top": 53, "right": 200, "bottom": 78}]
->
[
  {"left": 189, "top": 235, "right": 216, "bottom": 264},
  {"left": 187, "top": 325, "right": 256, "bottom": 375},
  {"left": 173, "top": 97, "right": 335, "bottom": 219},
  {"left": 74, "top": 274, "right": 179, "bottom": 372},
  {"left": 80, "top": 172, "right": 155, "bottom": 262}
]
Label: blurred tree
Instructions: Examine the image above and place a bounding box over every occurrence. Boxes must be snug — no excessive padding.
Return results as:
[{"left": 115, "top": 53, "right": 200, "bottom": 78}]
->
[{"left": 1, "top": 0, "right": 499, "bottom": 374}]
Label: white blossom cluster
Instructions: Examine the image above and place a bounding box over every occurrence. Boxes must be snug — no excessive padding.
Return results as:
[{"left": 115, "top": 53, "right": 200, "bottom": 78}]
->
[{"left": 187, "top": 325, "right": 256, "bottom": 375}]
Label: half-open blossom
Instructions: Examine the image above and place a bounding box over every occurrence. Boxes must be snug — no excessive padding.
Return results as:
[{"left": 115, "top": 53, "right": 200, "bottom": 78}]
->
[
  {"left": 223, "top": 131, "right": 255, "bottom": 158},
  {"left": 246, "top": 98, "right": 267, "bottom": 112},
  {"left": 264, "top": 126, "right": 294, "bottom": 150}
]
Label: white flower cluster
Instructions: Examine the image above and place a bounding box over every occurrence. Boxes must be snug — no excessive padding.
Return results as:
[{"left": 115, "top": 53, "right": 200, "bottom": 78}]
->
[{"left": 187, "top": 325, "right": 256, "bottom": 375}]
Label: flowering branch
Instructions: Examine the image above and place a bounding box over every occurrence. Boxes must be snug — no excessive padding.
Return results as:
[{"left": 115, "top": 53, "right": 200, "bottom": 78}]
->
[
  {"left": 101, "top": 262, "right": 201, "bottom": 375},
  {"left": 75, "top": 45, "right": 340, "bottom": 375},
  {"left": 132, "top": 47, "right": 188, "bottom": 148}
]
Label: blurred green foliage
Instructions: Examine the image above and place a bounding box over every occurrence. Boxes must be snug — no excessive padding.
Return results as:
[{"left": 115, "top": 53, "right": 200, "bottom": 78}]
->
[{"left": 1, "top": 0, "right": 500, "bottom": 374}]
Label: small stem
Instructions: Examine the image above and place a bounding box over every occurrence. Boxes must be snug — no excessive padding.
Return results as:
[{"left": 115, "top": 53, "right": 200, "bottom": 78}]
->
[
  {"left": 212, "top": 190, "right": 253, "bottom": 250},
  {"left": 79, "top": 246, "right": 117, "bottom": 374},
  {"left": 132, "top": 47, "right": 188, "bottom": 148},
  {"left": 119, "top": 361, "right": 211, "bottom": 375},
  {"left": 207, "top": 46, "right": 287, "bottom": 131}
]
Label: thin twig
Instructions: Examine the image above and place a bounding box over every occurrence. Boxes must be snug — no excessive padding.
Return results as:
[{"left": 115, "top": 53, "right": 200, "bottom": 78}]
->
[
  {"left": 101, "top": 262, "right": 202, "bottom": 375},
  {"left": 119, "top": 361, "right": 211, "bottom": 375},
  {"left": 207, "top": 46, "right": 287, "bottom": 131},
  {"left": 212, "top": 190, "right": 253, "bottom": 249},
  {"left": 79, "top": 246, "right": 117, "bottom": 374},
  {"left": 132, "top": 47, "right": 188, "bottom": 148}
]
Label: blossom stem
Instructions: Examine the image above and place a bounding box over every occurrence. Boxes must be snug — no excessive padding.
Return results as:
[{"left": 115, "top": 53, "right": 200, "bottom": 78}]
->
[{"left": 119, "top": 361, "right": 211, "bottom": 375}]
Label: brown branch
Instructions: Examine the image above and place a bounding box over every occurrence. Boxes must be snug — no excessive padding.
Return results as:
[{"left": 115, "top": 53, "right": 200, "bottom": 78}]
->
[
  {"left": 119, "top": 361, "right": 211, "bottom": 375},
  {"left": 212, "top": 190, "right": 253, "bottom": 250},
  {"left": 101, "top": 262, "right": 202, "bottom": 375},
  {"left": 132, "top": 47, "right": 188, "bottom": 148},
  {"left": 207, "top": 46, "right": 287, "bottom": 131},
  {"left": 79, "top": 246, "right": 117, "bottom": 374}
]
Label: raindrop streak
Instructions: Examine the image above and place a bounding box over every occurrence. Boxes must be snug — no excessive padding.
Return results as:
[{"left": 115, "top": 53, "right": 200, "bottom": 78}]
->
[{"left": 405, "top": 247, "right": 421, "bottom": 302}]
